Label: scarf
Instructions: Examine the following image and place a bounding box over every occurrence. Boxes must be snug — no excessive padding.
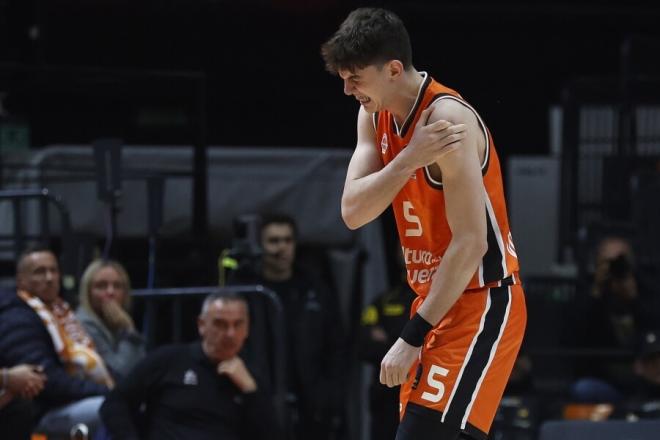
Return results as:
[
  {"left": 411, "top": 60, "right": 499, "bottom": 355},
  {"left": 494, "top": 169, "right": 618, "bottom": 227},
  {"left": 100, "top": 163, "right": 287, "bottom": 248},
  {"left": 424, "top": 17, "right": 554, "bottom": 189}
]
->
[{"left": 17, "top": 290, "right": 114, "bottom": 388}]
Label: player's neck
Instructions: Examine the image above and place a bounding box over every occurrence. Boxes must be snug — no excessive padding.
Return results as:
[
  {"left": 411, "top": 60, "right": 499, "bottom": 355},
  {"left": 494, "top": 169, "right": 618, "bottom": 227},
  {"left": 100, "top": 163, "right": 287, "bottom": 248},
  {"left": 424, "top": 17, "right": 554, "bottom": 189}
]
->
[{"left": 390, "top": 69, "right": 425, "bottom": 128}]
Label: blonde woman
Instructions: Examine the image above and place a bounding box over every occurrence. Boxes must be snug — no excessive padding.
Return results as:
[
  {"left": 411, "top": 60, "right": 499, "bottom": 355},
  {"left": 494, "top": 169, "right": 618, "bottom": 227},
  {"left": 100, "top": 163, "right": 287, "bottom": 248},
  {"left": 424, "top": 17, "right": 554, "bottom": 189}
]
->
[{"left": 76, "top": 260, "right": 145, "bottom": 381}]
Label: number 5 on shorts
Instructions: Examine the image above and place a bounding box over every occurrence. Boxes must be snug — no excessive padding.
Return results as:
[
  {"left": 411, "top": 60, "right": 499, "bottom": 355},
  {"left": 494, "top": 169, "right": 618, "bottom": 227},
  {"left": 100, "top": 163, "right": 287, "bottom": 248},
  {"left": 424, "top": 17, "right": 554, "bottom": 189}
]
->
[{"left": 421, "top": 364, "right": 449, "bottom": 403}]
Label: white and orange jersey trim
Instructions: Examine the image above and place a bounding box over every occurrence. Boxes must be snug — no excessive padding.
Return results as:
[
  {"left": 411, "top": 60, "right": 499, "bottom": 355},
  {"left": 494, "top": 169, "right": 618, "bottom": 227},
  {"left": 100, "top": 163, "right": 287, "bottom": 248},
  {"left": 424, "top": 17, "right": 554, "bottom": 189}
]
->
[{"left": 375, "top": 73, "right": 520, "bottom": 297}]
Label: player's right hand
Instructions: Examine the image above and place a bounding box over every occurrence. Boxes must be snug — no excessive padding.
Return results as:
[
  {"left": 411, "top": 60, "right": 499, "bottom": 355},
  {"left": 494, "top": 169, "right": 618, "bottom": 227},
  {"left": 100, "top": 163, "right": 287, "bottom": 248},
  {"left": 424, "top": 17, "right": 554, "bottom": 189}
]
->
[{"left": 402, "top": 106, "right": 467, "bottom": 169}]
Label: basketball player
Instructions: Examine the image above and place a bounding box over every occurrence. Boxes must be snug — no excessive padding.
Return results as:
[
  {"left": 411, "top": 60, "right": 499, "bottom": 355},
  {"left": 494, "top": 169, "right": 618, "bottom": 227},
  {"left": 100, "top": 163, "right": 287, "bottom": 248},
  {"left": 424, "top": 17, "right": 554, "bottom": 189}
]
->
[{"left": 321, "top": 8, "right": 527, "bottom": 440}]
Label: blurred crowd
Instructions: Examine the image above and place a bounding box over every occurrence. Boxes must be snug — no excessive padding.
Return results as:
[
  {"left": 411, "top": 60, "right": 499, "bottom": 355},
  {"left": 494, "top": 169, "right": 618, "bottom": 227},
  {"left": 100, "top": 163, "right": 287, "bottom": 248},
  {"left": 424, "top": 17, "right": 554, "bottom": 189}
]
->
[
  {"left": 1, "top": 216, "right": 660, "bottom": 440},
  {"left": 0, "top": 213, "right": 346, "bottom": 440}
]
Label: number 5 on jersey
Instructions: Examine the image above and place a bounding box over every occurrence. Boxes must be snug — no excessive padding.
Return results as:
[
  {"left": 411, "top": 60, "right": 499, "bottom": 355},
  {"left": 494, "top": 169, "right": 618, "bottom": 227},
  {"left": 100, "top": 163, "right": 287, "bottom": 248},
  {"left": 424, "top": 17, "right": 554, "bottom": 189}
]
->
[{"left": 403, "top": 201, "right": 423, "bottom": 237}]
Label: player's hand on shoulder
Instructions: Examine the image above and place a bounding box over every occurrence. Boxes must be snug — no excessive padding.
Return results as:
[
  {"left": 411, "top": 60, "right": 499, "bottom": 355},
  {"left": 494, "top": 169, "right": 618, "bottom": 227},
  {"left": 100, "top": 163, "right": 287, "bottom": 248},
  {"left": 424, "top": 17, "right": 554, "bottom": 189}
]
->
[{"left": 404, "top": 106, "right": 467, "bottom": 169}]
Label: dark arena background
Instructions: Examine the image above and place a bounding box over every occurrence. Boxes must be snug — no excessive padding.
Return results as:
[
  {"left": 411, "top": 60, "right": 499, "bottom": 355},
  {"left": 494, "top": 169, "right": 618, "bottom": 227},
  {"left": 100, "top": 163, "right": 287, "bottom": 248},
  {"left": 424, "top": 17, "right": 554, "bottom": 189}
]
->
[{"left": 1, "top": 1, "right": 660, "bottom": 439}]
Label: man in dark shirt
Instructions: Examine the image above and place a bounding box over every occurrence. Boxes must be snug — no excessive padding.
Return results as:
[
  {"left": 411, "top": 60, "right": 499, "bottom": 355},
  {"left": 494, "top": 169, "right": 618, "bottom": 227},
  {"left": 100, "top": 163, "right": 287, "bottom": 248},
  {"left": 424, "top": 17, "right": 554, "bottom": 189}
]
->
[
  {"left": 100, "top": 292, "right": 280, "bottom": 440},
  {"left": 230, "top": 213, "right": 345, "bottom": 440}
]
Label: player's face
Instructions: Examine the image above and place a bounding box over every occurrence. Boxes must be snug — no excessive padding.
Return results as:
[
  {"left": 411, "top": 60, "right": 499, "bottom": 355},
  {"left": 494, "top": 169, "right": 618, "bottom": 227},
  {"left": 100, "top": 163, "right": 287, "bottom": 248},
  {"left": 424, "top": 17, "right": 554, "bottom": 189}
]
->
[
  {"left": 261, "top": 223, "right": 296, "bottom": 273},
  {"left": 198, "top": 299, "right": 249, "bottom": 363},
  {"left": 338, "top": 64, "right": 390, "bottom": 113},
  {"left": 17, "top": 251, "right": 61, "bottom": 305}
]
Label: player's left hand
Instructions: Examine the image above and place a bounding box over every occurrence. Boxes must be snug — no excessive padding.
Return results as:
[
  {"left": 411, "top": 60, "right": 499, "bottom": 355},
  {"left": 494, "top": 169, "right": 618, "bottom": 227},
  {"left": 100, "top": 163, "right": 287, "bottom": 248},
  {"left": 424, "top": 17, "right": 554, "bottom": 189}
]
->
[{"left": 380, "top": 337, "right": 421, "bottom": 387}]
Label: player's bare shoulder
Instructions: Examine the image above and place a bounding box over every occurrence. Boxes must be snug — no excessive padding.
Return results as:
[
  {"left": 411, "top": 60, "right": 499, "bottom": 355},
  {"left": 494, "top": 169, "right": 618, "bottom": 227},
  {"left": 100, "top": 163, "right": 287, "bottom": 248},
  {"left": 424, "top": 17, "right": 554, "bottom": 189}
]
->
[
  {"left": 427, "top": 98, "right": 486, "bottom": 166},
  {"left": 427, "top": 98, "right": 477, "bottom": 131},
  {"left": 357, "top": 105, "right": 377, "bottom": 142},
  {"left": 345, "top": 106, "right": 383, "bottom": 183}
]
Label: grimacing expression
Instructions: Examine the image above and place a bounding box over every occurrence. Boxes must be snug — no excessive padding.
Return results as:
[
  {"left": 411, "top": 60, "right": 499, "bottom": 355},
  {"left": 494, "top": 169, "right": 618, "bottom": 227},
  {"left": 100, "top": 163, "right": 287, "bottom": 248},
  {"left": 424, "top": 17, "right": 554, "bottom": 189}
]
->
[
  {"left": 198, "top": 299, "right": 249, "bottom": 363},
  {"left": 338, "top": 63, "right": 394, "bottom": 113},
  {"left": 90, "top": 265, "right": 127, "bottom": 314},
  {"left": 261, "top": 223, "right": 296, "bottom": 273},
  {"left": 18, "top": 251, "right": 60, "bottom": 305}
]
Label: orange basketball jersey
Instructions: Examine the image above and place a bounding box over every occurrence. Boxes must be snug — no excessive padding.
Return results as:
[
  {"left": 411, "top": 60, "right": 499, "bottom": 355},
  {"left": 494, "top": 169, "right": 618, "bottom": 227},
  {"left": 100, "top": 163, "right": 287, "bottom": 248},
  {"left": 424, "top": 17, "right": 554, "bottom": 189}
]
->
[{"left": 374, "top": 73, "right": 520, "bottom": 296}]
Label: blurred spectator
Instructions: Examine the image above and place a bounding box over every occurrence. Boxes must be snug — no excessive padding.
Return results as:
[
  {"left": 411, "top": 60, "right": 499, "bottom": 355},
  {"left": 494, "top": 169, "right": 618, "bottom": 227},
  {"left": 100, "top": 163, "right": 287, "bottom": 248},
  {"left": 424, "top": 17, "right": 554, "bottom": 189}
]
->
[
  {"left": 0, "top": 363, "right": 47, "bottom": 439},
  {"left": 490, "top": 349, "right": 541, "bottom": 440},
  {"left": 76, "top": 259, "right": 146, "bottom": 382},
  {"left": 358, "top": 277, "right": 415, "bottom": 440},
  {"left": 569, "top": 235, "right": 660, "bottom": 403},
  {"left": 633, "top": 331, "right": 660, "bottom": 398},
  {"left": 0, "top": 246, "right": 111, "bottom": 437},
  {"left": 569, "top": 329, "right": 660, "bottom": 422},
  {"left": 229, "top": 213, "right": 346, "bottom": 440},
  {"left": 505, "top": 350, "right": 535, "bottom": 397},
  {"left": 618, "top": 329, "right": 660, "bottom": 419},
  {"left": 100, "top": 292, "right": 281, "bottom": 440},
  {"left": 578, "top": 235, "right": 659, "bottom": 349}
]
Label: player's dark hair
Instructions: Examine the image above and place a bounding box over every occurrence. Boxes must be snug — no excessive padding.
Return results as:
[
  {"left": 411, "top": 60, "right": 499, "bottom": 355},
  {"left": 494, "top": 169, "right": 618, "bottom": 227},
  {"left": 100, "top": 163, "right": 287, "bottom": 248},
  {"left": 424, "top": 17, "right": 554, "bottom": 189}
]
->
[{"left": 321, "top": 7, "right": 413, "bottom": 74}]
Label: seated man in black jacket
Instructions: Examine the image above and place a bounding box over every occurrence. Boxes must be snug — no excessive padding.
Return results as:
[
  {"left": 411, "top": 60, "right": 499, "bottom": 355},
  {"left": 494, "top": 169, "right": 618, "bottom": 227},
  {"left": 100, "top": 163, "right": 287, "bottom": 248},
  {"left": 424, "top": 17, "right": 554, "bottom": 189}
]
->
[
  {"left": 100, "top": 292, "right": 281, "bottom": 440},
  {"left": 0, "top": 247, "right": 110, "bottom": 437}
]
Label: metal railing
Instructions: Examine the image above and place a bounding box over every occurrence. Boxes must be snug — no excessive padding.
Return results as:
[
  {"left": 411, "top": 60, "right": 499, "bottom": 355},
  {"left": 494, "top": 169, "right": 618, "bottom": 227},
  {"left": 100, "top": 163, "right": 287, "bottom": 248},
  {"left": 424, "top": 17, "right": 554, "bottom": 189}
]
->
[
  {"left": 131, "top": 284, "right": 287, "bottom": 427},
  {"left": 0, "top": 187, "right": 72, "bottom": 254},
  {"left": 0, "top": 62, "right": 209, "bottom": 236},
  {"left": 558, "top": 36, "right": 660, "bottom": 266},
  {"left": 0, "top": 188, "right": 78, "bottom": 293}
]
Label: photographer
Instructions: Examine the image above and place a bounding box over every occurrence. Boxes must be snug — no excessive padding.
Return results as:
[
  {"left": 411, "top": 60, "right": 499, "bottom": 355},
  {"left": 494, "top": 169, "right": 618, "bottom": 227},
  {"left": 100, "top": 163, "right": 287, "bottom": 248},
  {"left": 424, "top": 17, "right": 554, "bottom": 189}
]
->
[
  {"left": 569, "top": 235, "right": 660, "bottom": 403},
  {"left": 582, "top": 236, "right": 658, "bottom": 350},
  {"left": 224, "top": 213, "right": 346, "bottom": 440},
  {"left": 617, "top": 329, "right": 660, "bottom": 419}
]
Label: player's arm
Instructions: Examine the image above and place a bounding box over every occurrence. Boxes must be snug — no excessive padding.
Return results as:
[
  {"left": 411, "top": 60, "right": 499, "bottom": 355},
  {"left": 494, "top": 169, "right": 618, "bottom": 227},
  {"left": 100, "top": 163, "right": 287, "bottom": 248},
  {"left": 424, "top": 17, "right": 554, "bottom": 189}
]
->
[
  {"left": 415, "top": 99, "right": 488, "bottom": 326},
  {"left": 341, "top": 107, "right": 409, "bottom": 229},
  {"left": 380, "top": 100, "right": 484, "bottom": 388},
  {"left": 341, "top": 106, "right": 465, "bottom": 230}
]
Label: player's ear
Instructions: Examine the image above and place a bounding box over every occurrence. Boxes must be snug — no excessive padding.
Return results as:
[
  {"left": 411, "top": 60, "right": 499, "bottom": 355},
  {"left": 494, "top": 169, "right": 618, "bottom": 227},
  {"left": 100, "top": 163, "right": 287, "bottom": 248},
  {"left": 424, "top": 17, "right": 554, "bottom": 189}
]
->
[{"left": 386, "top": 60, "right": 404, "bottom": 80}]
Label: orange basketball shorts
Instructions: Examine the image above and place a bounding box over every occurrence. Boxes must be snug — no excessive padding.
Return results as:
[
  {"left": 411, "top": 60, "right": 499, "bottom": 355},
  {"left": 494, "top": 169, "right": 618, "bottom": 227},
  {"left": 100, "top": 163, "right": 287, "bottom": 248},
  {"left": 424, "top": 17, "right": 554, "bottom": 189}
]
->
[{"left": 399, "top": 283, "right": 526, "bottom": 440}]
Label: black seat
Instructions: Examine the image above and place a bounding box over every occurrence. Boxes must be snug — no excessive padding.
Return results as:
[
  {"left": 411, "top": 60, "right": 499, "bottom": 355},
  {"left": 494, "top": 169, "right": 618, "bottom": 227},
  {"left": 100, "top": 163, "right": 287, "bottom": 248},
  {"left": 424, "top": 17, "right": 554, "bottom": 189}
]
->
[{"left": 538, "top": 420, "right": 660, "bottom": 440}]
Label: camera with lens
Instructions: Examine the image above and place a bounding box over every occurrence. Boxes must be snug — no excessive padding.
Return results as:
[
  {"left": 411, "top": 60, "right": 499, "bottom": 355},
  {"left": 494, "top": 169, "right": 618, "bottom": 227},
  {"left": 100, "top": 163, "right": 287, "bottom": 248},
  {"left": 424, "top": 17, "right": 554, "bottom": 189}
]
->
[
  {"left": 219, "top": 215, "right": 263, "bottom": 285},
  {"left": 606, "top": 254, "right": 633, "bottom": 280}
]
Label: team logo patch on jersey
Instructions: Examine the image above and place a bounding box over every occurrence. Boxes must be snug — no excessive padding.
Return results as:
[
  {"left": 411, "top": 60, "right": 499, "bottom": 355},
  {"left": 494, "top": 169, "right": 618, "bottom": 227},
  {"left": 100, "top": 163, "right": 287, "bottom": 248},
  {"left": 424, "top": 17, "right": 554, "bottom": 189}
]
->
[
  {"left": 381, "top": 133, "right": 389, "bottom": 154},
  {"left": 183, "top": 369, "right": 198, "bottom": 386}
]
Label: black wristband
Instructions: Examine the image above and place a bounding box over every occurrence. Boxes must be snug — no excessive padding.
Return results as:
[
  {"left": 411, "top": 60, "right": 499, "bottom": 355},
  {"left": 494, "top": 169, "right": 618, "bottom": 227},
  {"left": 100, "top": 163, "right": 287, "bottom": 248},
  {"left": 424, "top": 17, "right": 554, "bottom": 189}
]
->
[{"left": 400, "top": 313, "right": 433, "bottom": 347}]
